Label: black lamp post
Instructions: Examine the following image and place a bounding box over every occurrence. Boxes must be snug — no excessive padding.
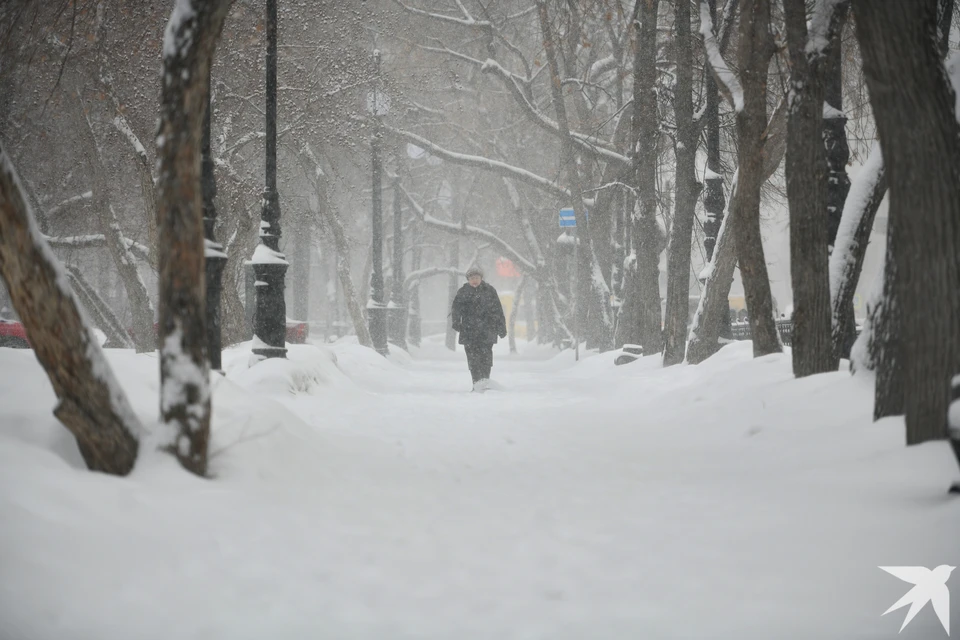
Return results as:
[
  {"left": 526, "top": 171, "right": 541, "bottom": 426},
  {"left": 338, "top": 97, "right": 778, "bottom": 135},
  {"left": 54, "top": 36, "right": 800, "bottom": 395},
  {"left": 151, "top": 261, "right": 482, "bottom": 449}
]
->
[
  {"left": 251, "top": 0, "right": 288, "bottom": 360},
  {"left": 202, "top": 89, "right": 227, "bottom": 370},
  {"left": 367, "top": 49, "right": 389, "bottom": 355}
]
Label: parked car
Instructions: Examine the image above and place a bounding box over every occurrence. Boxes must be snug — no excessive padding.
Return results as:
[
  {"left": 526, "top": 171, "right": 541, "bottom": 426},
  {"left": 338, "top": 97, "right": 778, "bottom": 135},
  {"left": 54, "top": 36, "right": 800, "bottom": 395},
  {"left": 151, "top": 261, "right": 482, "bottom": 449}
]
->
[
  {"left": 0, "top": 319, "right": 29, "bottom": 349},
  {"left": 285, "top": 319, "right": 309, "bottom": 344}
]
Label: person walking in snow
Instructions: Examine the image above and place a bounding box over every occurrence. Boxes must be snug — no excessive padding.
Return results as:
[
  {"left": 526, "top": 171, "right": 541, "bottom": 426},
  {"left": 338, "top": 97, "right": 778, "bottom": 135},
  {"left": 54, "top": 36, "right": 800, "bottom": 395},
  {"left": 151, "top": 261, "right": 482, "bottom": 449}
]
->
[{"left": 451, "top": 266, "right": 507, "bottom": 391}]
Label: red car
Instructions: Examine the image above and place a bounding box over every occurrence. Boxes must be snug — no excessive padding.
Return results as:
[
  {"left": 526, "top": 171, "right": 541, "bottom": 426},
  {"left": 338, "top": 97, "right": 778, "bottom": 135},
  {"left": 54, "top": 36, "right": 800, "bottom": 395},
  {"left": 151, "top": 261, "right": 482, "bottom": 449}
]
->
[
  {"left": 0, "top": 319, "right": 29, "bottom": 349},
  {"left": 285, "top": 319, "right": 309, "bottom": 344}
]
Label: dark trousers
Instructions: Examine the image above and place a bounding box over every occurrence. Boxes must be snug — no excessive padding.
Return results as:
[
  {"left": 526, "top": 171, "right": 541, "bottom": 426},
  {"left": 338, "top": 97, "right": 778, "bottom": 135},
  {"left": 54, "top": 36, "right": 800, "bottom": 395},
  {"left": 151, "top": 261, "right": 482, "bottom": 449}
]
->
[{"left": 464, "top": 342, "right": 493, "bottom": 383}]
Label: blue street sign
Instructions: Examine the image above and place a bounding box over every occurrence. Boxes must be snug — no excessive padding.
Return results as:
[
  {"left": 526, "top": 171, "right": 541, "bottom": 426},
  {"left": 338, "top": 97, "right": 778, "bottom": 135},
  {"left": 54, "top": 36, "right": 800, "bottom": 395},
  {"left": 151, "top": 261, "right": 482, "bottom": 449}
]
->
[{"left": 559, "top": 207, "right": 576, "bottom": 228}]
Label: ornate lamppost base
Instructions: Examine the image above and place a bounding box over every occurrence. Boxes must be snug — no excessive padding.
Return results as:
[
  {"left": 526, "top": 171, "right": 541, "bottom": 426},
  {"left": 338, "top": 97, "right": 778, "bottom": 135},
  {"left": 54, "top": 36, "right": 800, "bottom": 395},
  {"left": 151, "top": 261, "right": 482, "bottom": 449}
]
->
[{"left": 252, "top": 260, "right": 288, "bottom": 360}]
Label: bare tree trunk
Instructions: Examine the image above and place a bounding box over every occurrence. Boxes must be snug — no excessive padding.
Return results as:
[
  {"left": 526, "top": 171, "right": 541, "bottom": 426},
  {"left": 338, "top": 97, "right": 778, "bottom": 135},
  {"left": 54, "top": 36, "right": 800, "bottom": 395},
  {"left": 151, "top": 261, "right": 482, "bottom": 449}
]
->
[
  {"left": 0, "top": 147, "right": 141, "bottom": 474},
  {"left": 688, "top": 101, "right": 788, "bottom": 364},
  {"left": 830, "top": 143, "right": 886, "bottom": 361},
  {"left": 854, "top": 0, "right": 960, "bottom": 444},
  {"left": 407, "top": 221, "right": 423, "bottom": 348},
  {"left": 295, "top": 146, "right": 372, "bottom": 347},
  {"left": 76, "top": 104, "right": 157, "bottom": 354},
  {"left": 784, "top": 0, "right": 839, "bottom": 376},
  {"left": 822, "top": 1, "right": 851, "bottom": 252},
  {"left": 702, "top": 0, "right": 726, "bottom": 264},
  {"left": 664, "top": 0, "right": 701, "bottom": 367},
  {"left": 156, "top": 0, "right": 234, "bottom": 476},
  {"left": 688, "top": 174, "right": 740, "bottom": 364},
  {"left": 65, "top": 265, "right": 134, "bottom": 349},
  {"left": 537, "top": 0, "right": 607, "bottom": 351},
  {"left": 735, "top": 0, "right": 781, "bottom": 358},
  {"left": 627, "top": 0, "right": 664, "bottom": 355},
  {"left": 869, "top": 236, "right": 904, "bottom": 420},
  {"left": 524, "top": 279, "right": 537, "bottom": 341},
  {"left": 509, "top": 276, "right": 526, "bottom": 354},
  {"left": 445, "top": 230, "right": 460, "bottom": 352}
]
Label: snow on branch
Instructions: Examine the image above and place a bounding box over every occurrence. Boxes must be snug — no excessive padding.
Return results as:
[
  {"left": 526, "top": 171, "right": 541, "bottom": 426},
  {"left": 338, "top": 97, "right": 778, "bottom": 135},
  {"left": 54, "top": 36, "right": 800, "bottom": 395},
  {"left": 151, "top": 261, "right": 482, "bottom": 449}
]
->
[
  {"left": 480, "top": 59, "right": 631, "bottom": 169},
  {"left": 699, "top": 0, "right": 743, "bottom": 112},
  {"left": 391, "top": 0, "right": 491, "bottom": 27},
  {"left": 113, "top": 114, "right": 148, "bottom": 165},
  {"left": 385, "top": 124, "right": 571, "bottom": 200},
  {"left": 404, "top": 266, "right": 465, "bottom": 291},
  {"left": 398, "top": 183, "right": 537, "bottom": 273},
  {"left": 829, "top": 142, "right": 885, "bottom": 306},
  {"left": 47, "top": 191, "right": 92, "bottom": 217},
  {"left": 45, "top": 233, "right": 151, "bottom": 262},
  {"left": 506, "top": 5, "right": 537, "bottom": 20}
]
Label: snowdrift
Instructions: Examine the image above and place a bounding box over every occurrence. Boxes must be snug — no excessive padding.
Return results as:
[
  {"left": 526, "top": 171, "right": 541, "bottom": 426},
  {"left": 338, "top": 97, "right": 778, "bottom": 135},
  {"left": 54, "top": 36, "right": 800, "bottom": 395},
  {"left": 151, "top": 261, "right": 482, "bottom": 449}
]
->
[{"left": 0, "top": 340, "right": 956, "bottom": 640}]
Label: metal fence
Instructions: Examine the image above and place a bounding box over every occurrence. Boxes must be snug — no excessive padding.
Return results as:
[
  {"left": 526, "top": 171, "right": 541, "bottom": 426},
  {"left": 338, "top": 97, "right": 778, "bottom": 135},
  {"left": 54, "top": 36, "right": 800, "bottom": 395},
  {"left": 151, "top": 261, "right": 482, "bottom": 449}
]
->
[{"left": 730, "top": 319, "right": 795, "bottom": 346}]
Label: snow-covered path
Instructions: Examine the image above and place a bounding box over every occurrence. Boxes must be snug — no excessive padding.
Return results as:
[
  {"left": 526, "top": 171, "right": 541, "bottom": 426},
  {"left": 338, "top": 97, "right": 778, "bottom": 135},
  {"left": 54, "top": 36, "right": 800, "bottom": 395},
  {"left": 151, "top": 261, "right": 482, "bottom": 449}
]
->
[{"left": 0, "top": 338, "right": 957, "bottom": 639}]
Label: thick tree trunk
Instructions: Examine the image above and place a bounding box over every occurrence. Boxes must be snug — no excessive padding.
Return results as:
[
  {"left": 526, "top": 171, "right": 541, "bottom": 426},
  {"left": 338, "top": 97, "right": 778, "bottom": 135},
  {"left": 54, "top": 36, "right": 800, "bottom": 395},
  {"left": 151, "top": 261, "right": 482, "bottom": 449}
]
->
[
  {"left": 784, "top": 0, "right": 838, "bottom": 376},
  {"left": 0, "top": 147, "right": 141, "bottom": 474},
  {"left": 627, "top": 0, "right": 664, "bottom": 355},
  {"left": 156, "top": 0, "right": 234, "bottom": 476},
  {"left": 822, "top": 2, "right": 851, "bottom": 251},
  {"left": 869, "top": 236, "right": 904, "bottom": 419},
  {"left": 735, "top": 0, "right": 781, "bottom": 358},
  {"left": 853, "top": 0, "right": 960, "bottom": 444},
  {"left": 688, "top": 174, "right": 740, "bottom": 364},
  {"left": 688, "top": 98, "right": 789, "bottom": 364},
  {"left": 664, "top": 0, "right": 701, "bottom": 367},
  {"left": 702, "top": 0, "right": 726, "bottom": 265},
  {"left": 830, "top": 143, "right": 886, "bottom": 361}
]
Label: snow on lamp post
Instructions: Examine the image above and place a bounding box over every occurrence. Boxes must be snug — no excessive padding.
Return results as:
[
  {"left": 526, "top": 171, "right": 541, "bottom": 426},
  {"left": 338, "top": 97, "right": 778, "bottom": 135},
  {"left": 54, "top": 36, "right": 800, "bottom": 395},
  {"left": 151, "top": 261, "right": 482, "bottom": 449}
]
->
[
  {"left": 250, "top": 0, "right": 288, "bottom": 360},
  {"left": 367, "top": 49, "right": 390, "bottom": 356}
]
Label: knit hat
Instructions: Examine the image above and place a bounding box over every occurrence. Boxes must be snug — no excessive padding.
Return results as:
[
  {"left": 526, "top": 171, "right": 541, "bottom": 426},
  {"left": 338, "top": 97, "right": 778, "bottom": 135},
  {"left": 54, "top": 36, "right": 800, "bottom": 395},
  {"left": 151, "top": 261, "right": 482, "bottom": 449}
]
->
[{"left": 465, "top": 266, "right": 483, "bottom": 279}]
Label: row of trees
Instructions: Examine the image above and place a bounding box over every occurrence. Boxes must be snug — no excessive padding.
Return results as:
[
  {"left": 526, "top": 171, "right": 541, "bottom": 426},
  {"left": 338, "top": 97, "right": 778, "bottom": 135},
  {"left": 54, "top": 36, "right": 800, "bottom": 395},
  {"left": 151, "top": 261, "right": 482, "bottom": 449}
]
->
[
  {"left": 0, "top": 0, "right": 957, "bottom": 478},
  {"left": 379, "top": 0, "right": 959, "bottom": 464}
]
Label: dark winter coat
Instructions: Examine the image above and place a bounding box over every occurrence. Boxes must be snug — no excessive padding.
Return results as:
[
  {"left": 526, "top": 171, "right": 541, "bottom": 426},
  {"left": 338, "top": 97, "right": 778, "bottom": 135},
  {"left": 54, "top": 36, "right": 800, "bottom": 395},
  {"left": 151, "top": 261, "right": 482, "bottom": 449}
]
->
[{"left": 451, "top": 281, "right": 507, "bottom": 346}]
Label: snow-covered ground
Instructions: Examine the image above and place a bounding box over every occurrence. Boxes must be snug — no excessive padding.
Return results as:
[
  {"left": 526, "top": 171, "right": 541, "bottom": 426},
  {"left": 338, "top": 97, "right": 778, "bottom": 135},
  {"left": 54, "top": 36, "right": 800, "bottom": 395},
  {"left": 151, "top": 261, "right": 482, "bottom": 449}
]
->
[{"left": 0, "top": 336, "right": 957, "bottom": 640}]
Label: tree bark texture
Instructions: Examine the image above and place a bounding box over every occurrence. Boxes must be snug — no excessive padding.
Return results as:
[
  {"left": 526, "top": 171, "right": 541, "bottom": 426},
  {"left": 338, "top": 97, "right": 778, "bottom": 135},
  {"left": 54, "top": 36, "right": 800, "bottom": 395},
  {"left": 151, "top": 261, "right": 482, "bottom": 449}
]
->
[
  {"left": 853, "top": 0, "right": 960, "bottom": 444},
  {"left": 688, "top": 100, "right": 788, "bottom": 364},
  {"left": 830, "top": 143, "right": 886, "bottom": 361},
  {"left": 784, "top": 0, "right": 839, "bottom": 376},
  {"left": 620, "top": 0, "right": 664, "bottom": 354},
  {"left": 663, "top": 0, "right": 701, "bottom": 367},
  {"left": 0, "top": 147, "right": 141, "bottom": 475},
  {"left": 702, "top": 0, "right": 726, "bottom": 264},
  {"left": 155, "top": 0, "right": 234, "bottom": 476},
  {"left": 735, "top": 0, "right": 782, "bottom": 358},
  {"left": 823, "top": 1, "right": 851, "bottom": 250}
]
